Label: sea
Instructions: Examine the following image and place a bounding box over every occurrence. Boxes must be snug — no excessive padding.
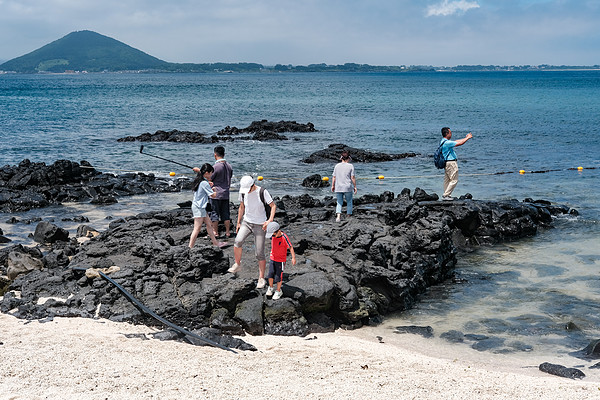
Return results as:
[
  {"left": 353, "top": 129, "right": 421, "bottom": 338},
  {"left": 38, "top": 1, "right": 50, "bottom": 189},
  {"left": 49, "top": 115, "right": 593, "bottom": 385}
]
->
[{"left": 1, "top": 71, "right": 599, "bottom": 368}]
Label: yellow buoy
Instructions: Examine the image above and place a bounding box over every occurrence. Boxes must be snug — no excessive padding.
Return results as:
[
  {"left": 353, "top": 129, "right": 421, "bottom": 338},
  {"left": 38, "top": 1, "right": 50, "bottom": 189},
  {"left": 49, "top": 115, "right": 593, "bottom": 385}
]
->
[
  {"left": 519, "top": 170, "right": 525, "bottom": 174},
  {"left": 257, "top": 176, "right": 264, "bottom": 181},
  {"left": 169, "top": 172, "right": 176, "bottom": 176},
  {"left": 377, "top": 175, "right": 385, "bottom": 180},
  {"left": 577, "top": 166, "right": 583, "bottom": 171},
  {"left": 322, "top": 176, "right": 329, "bottom": 182}
]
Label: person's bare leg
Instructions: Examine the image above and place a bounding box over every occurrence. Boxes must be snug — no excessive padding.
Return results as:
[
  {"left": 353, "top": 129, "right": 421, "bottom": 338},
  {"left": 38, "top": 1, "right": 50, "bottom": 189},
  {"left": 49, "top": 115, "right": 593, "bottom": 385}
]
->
[
  {"left": 188, "top": 218, "right": 202, "bottom": 248},
  {"left": 205, "top": 216, "right": 220, "bottom": 246},
  {"left": 224, "top": 220, "right": 231, "bottom": 237},
  {"left": 258, "top": 259, "right": 266, "bottom": 279},
  {"left": 234, "top": 246, "right": 243, "bottom": 265},
  {"left": 212, "top": 220, "right": 219, "bottom": 237}
]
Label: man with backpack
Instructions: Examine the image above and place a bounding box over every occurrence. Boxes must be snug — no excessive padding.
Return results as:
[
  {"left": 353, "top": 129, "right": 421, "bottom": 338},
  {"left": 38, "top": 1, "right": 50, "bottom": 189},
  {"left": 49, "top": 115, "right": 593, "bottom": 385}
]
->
[
  {"left": 440, "top": 127, "right": 473, "bottom": 200},
  {"left": 228, "top": 175, "right": 276, "bottom": 289}
]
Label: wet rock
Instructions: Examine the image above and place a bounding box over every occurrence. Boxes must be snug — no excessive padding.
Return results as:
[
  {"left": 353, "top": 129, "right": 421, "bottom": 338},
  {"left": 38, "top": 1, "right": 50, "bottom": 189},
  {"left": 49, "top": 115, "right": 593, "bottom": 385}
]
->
[
  {"left": 302, "top": 143, "right": 418, "bottom": 163},
  {"left": 394, "top": 325, "right": 434, "bottom": 338},
  {"left": 508, "top": 341, "right": 533, "bottom": 352},
  {"left": 565, "top": 321, "right": 582, "bottom": 332},
  {"left": 440, "top": 330, "right": 465, "bottom": 343},
  {"left": 302, "top": 174, "right": 329, "bottom": 188},
  {"left": 119, "top": 121, "right": 316, "bottom": 143},
  {"left": 216, "top": 120, "right": 316, "bottom": 141},
  {"left": 117, "top": 129, "right": 212, "bottom": 143},
  {"left": 33, "top": 221, "right": 69, "bottom": 244},
  {"left": 572, "top": 339, "right": 600, "bottom": 359},
  {"left": 539, "top": 362, "right": 585, "bottom": 379},
  {"left": 471, "top": 336, "right": 505, "bottom": 352},
  {"left": 90, "top": 194, "right": 118, "bottom": 204},
  {"left": 0, "top": 159, "right": 192, "bottom": 212}
]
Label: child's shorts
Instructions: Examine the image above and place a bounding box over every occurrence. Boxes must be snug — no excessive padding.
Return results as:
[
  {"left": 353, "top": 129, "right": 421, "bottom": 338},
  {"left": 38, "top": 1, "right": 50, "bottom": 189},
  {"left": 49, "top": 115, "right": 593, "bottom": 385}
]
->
[
  {"left": 192, "top": 204, "right": 208, "bottom": 218},
  {"left": 267, "top": 260, "right": 285, "bottom": 283}
]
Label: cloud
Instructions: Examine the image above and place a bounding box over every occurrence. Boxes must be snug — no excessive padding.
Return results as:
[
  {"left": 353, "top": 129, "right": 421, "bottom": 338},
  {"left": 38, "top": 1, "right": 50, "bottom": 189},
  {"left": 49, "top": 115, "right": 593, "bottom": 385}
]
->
[{"left": 426, "top": 0, "right": 480, "bottom": 17}]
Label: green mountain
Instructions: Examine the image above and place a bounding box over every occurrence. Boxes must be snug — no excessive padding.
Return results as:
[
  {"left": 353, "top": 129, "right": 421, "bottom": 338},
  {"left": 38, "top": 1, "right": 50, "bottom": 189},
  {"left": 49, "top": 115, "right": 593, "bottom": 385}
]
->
[{"left": 0, "top": 30, "right": 169, "bottom": 73}]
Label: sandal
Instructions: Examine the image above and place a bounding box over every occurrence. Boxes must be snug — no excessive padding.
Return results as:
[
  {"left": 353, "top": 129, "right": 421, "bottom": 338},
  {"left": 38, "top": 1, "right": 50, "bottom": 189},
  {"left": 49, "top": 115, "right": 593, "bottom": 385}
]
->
[{"left": 217, "top": 241, "right": 229, "bottom": 248}]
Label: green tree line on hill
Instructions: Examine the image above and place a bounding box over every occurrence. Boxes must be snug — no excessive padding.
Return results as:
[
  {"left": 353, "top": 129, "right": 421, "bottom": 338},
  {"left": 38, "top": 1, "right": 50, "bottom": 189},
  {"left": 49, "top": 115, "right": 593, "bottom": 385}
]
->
[{"left": 1, "top": 30, "right": 598, "bottom": 74}]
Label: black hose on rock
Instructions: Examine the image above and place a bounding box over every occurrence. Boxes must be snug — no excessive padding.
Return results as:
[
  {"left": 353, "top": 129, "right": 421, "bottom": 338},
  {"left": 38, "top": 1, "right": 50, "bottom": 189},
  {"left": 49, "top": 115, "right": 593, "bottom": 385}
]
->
[{"left": 71, "top": 267, "right": 237, "bottom": 353}]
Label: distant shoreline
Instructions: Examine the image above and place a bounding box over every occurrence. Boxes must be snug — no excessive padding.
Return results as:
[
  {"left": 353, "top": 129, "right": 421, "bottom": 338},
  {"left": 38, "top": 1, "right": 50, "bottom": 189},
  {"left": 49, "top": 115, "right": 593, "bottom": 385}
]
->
[{"left": 2, "top": 66, "right": 600, "bottom": 75}]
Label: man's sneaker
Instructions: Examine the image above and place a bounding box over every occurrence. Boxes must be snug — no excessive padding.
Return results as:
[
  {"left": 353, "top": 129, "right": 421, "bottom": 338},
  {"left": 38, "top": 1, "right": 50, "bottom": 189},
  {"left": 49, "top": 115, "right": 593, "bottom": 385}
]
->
[
  {"left": 265, "top": 286, "right": 274, "bottom": 296},
  {"left": 256, "top": 278, "right": 266, "bottom": 289},
  {"left": 273, "top": 290, "right": 283, "bottom": 300},
  {"left": 228, "top": 262, "right": 241, "bottom": 274},
  {"left": 335, "top": 215, "right": 341, "bottom": 222},
  {"left": 442, "top": 196, "right": 453, "bottom": 201}
]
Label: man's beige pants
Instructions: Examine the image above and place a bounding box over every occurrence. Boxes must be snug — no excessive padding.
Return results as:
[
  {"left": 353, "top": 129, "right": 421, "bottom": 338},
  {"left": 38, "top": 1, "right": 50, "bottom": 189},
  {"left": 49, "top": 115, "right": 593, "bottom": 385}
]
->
[{"left": 443, "top": 160, "right": 458, "bottom": 197}]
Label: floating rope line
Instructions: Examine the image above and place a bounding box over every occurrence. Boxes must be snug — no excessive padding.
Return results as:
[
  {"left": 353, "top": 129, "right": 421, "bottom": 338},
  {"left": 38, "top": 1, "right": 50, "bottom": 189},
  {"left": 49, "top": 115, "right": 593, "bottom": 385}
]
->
[{"left": 80, "top": 164, "right": 597, "bottom": 182}]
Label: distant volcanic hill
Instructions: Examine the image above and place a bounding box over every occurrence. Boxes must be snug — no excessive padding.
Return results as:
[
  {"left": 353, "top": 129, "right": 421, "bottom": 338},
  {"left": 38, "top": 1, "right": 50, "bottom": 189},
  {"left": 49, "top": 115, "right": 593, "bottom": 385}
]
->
[{"left": 0, "top": 30, "right": 169, "bottom": 73}]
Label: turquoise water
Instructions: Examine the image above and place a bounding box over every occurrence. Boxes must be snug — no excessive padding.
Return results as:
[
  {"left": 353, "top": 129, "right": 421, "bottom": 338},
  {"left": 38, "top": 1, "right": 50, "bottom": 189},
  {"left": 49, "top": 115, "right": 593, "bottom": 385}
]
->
[{"left": 1, "top": 71, "right": 599, "bottom": 362}]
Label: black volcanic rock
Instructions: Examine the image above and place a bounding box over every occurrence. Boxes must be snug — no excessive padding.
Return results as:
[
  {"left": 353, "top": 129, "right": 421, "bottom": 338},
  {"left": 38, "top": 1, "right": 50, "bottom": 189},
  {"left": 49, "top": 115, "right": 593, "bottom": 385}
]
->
[
  {"left": 117, "top": 129, "right": 215, "bottom": 143},
  {"left": 0, "top": 159, "right": 192, "bottom": 212},
  {"left": 216, "top": 120, "right": 316, "bottom": 137},
  {"left": 33, "top": 221, "right": 69, "bottom": 244},
  {"left": 302, "top": 174, "right": 329, "bottom": 188},
  {"left": 117, "top": 120, "right": 317, "bottom": 143},
  {"left": 539, "top": 362, "right": 585, "bottom": 379},
  {"left": 302, "top": 144, "right": 418, "bottom": 163},
  {"left": 0, "top": 189, "right": 575, "bottom": 346}
]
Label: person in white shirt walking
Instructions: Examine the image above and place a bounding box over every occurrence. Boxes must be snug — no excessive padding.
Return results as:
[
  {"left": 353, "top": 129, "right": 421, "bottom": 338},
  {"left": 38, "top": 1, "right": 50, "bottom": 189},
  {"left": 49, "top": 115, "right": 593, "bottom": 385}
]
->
[{"left": 331, "top": 151, "right": 357, "bottom": 222}]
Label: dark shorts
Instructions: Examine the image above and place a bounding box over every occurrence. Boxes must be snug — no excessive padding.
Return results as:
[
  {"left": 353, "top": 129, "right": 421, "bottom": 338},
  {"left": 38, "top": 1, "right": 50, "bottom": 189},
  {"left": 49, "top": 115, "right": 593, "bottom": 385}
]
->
[
  {"left": 267, "top": 260, "right": 285, "bottom": 283},
  {"left": 209, "top": 199, "right": 231, "bottom": 222}
]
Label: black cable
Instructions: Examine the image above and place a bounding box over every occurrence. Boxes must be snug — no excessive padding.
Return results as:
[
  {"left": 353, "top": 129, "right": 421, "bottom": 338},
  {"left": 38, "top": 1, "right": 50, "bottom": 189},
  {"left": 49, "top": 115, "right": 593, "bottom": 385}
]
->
[{"left": 71, "top": 267, "right": 237, "bottom": 353}]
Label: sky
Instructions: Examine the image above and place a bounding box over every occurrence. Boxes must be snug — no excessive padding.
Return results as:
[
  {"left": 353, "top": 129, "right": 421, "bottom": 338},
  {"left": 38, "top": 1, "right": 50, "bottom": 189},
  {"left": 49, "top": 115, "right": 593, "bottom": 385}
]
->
[{"left": 0, "top": 0, "right": 598, "bottom": 66}]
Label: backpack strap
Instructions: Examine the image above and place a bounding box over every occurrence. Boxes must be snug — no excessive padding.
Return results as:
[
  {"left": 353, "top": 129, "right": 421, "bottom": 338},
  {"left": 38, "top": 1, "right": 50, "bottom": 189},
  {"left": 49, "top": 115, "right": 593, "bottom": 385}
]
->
[
  {"left": 259, "top": 186, "right": 266, "bottom": 206},
  {"left": 439, "top": 138, "right": 448, "bottom": 160}
]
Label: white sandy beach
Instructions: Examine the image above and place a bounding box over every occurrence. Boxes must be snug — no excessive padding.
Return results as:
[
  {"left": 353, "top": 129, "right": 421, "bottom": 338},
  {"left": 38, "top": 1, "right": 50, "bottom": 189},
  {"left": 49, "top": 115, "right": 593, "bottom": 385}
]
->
[{"left": 1, "top": 313, "right": 599, "bottom": 400}]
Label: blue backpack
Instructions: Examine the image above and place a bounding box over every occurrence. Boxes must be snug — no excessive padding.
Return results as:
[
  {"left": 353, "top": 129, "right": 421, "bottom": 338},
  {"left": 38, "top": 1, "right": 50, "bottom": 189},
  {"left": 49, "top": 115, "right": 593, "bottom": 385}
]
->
[{"left": 434, "top": 139, "right": 447, "bottom": 169}]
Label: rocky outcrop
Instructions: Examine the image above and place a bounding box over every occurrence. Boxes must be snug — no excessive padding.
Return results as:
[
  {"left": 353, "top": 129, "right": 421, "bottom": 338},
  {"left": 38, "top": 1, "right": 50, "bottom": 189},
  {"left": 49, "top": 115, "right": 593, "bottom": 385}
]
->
[
  {"left": 216, "top": 120, "right": 316, "bottom": 141},
  {"left": 302, "top": 144, "right": 418, "bottom": 163},
  {"left": 0, "top": 159, "right": 191, "bottom": 212},
  {"left": 302, "top": 174, "right": 329, "bottom": 188},
  {"left": 117, "top": 120, "right": 317, "bottom": 143},
  {"left": 117, "top": 129, "right": 215, "bottom": 143},
  {"left": 0, "top": 190, "right": 574, "bottom": 347}
]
